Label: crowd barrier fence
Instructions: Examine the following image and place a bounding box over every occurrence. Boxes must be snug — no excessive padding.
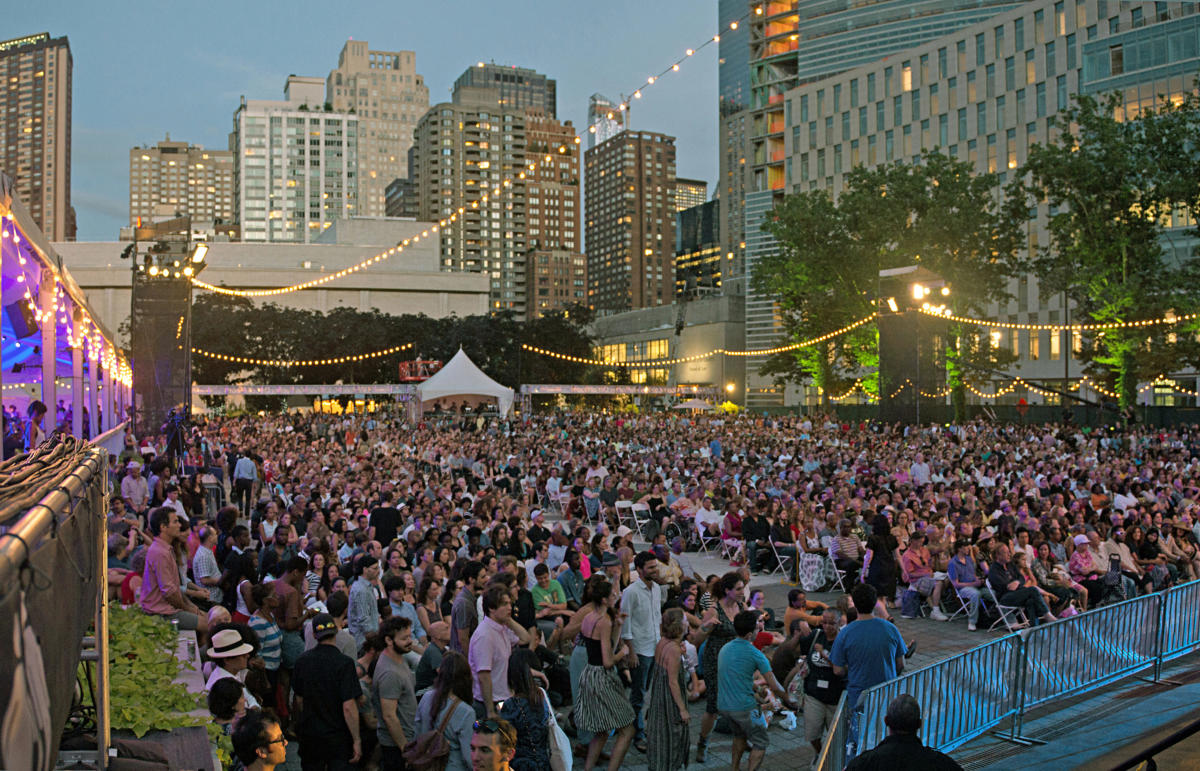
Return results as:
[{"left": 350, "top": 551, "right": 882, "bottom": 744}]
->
[{"left": 819, "top": 578, "right": 1200, "bottom": 768}]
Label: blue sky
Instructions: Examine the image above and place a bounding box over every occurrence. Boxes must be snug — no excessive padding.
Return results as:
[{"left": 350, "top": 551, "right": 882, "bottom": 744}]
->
[{"left": 10, "top": 0, "right": 721, "bottom": 240}]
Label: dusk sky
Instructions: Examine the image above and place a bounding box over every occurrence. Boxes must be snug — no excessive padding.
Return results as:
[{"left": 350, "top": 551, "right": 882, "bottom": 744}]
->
[{"left": 11, "top": 0, "right": 720, "bottom": 241}]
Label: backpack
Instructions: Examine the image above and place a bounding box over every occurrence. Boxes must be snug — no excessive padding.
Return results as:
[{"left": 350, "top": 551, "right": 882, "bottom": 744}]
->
[{"left": 402, "top": 696, "right": 461, "bottom": 771}]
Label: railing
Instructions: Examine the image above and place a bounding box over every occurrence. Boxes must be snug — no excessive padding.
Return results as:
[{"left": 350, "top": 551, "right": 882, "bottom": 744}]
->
[
  {"left": 819, "top": 578, "right": 1200, "bottom": 768},
  {"left": 858, "top": 632, "right": 1021, "bottom": 754}
]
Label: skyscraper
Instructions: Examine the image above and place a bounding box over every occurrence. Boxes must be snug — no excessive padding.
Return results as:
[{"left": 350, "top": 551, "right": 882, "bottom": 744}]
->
[
  {"left": 585, "top": 130, "right": 677, "bottom": 312},
  {"left": 0, "top": 32, "right": 74, "bottom": 240},
  {"left": 524, "top": 112, "right": 585, "bottom": 319},
  {"left": 453, "top": 63, "right": 556, "bottom": 117},
  {"left": 587, "top": 93, "right": 625, "bottom": 149},
  {"left": 675, "top": 199, "right": 721, "bottom": 297},
  {"left": 129, "top": 137, "right": 234, "bottom": 228},
  {"left": 717, "top": 1, "right": 751, "bottom": 296},
  {"left": 674, "top": 178, "right": 708, "bottom": 211},
  {"left": 231, "top": 76, "right": 359, "bottom": 243},
  {"left": 326, "top": 40, "right": 429, "bottom": 217},
  {"left": 412, "top": 102, "right": 529, "bottom": 313},
  {"left": 742, "top": 0, "right": 1021, "bottom": 407}
]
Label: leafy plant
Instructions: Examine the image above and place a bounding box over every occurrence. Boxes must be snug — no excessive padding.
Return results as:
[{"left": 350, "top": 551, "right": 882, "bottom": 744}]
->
[{"left": 108, "top": 607, "right": 205, "bottom": 739}]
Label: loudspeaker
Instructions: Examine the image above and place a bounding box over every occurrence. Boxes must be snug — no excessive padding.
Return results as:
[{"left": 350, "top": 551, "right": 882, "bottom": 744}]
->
[{"left": 4, "top": 300, "right": 39, "bottom": 339}]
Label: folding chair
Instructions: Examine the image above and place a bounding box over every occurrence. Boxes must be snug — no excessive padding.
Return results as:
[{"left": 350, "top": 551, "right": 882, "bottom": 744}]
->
[
  {"left": 631, "top": 502, "right": 652, "bottom": 539},
  {"left": 697, "top": 525, "right": 722, "bottom": 555},
  {"left": 826, "top": 544, "right": 849, "bottom": 593},
  {"left": 615, "top": 500, "right": 635, "bottom": 530},
  {"left": 990, "top": 603, "right": 1030, "bottom": 632},
  {"left": 768, "top": 540, "right": 796, "bottom": 583}
]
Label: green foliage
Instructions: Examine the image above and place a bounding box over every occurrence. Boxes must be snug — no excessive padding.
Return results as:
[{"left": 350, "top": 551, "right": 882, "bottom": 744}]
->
[
  {"left": 190, "top": 295, "right": 597, "bottom": 388},
  {"left": 1008, "top": 91, "right": 1200, "bottom": 407},
  {"left": 108, "top": 607, "right": 204, "bottom": 739},
  {"left": 757, "top": 152, "right": 1024, "bottom": 405}
]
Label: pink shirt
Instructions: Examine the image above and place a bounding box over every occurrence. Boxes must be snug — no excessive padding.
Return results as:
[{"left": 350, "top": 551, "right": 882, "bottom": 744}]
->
[
  {"left": 139, "top": 538, "right": 180, "bottom": 616},
  {"left": 468, "top": 615, "right": 519, "bottom": 703}
]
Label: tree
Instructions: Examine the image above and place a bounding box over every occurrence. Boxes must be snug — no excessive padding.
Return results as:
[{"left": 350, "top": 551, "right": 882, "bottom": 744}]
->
[
  {"left": 758, "top": 152, "right": 1025, "bottom": 415},
  {"left": 1007, "top": 92, "right": 1200, "bottom": 407}
]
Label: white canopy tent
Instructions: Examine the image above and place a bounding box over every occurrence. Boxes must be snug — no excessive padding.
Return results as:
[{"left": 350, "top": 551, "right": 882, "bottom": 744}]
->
[
  {"left": 417, "top": 348, "right": 514, "bottom": 417},
  {"left": 673, "top": 398, "right": 713, "bottom": 411}
]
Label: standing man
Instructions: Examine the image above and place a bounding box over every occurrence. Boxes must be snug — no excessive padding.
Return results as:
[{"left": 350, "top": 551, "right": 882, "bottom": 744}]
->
[
  {"left": 717, "top": 610, "right": 796, "bottom": 771},
  {"left": 620, "top": 550, "right": 663, "bottom": 753},
  {"left": 372, "top": 616, "right": 418, "bottom": 771},
  {"left": 468, "top": 585, "right": 532, "bottom": 719},
  {"left": 291, "top": 613, "right": 363, "bottom": 769},
  {"left": 369, "top": 491, "right": 402, "bottom": 546},
  {"left": 796, "top": 609, "right": 847, "bottom": 754},
  {"left": 450, "top": 560, "right": 487, "bottom": 656},
  {"left": 829, "top": 584, "right": 906, "bottom": 724},
  {"left": 139, "top": 507, "right": 208, "bottom": 644},
  {"left": 845, "top": 694, "right": 963, "bottom": 770},
  {"left": 233, "top": 447, "right": 258, "bottom": 520}
]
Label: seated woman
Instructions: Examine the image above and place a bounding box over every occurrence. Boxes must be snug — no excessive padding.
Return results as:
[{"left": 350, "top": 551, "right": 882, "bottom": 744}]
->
[
  {"left": 1031, "top": 541, "right": 1087, "bottom": 611},
  {"left": 721, "top": 502, "right": 745, "bottom": 566}
]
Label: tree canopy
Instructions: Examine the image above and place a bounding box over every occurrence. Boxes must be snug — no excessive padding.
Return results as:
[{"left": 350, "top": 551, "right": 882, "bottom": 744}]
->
[{"left": 1007, "top": 91, "right": 1200, "bottom": 407}]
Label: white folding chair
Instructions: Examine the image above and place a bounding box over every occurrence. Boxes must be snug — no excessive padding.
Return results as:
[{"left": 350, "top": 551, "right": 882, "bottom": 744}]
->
[
  {"left": 615, "top": 500, "right": 635, "bottom": 530},
  {"left": 991, "top": 603, "right": 1029, "bottom": 632},
  {"left": 631, "top": 502, "right": 652, "bottom": 538},
  {"left": 697, "top": 524, "right": 722, "bottom": 554},
  {"left": 768, "top": 540, "right": 796, "bottom": 583},
  {"left": 826, "top": 542, "right": 849, "bottom": 592}
]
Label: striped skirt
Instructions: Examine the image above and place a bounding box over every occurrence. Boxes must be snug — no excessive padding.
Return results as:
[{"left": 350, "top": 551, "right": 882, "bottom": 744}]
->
[{"left": 574, "top": 664, "right": 636, "bottom": 733}]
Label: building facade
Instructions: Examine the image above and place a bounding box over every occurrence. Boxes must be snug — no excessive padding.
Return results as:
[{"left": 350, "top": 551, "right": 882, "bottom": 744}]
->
[
  {"left": 718, "top": 0, "right": 751, "bottom": 296},
  {"left": 384, "top": 176, "right": 419, "bottom": 218},
  {"left": 587, "top": 93, "right": 625, "bottom": 149},
  {"left": 231, "top": 76, "right": 359, "bottom": 243},
  {"left": 759, "top": 0, "right": 1200, "bottom": 407},
  {"left": 674, "top": 177, "right": 708, "bottom": 211},
  {"left": 742, "top": 0, "right": 1028, "bottom": 407},
  {"left": 128, "top": 137, "right": 234, "bottom": 228},
  {"left": 584, "top": 130, "right": 677, "bottom": 312},
  {"left": 524, "top": 112, "right": 584, "bottom": 319},
  {"left": 0, "top": 32, "right": 74, "bottom": 241},
  {"left": 325, "top": 40, "right": 429, "bottom": 218},
  {"left": 453, "top": 63, "right": 556, "bottom": 117},
  {"left": 675, "top": 199, "right": 721, "bottom": 297}
]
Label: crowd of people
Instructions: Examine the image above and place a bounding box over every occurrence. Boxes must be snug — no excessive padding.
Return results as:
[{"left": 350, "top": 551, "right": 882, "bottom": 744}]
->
[{"left": 100, "top": 406, "right": 1200, "bottom": 770}]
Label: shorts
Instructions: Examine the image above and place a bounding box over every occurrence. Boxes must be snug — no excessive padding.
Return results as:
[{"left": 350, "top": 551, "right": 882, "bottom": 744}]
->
[
  {"left": 719, "top": 708, "right": 770, "bottom": 751},
  {"left": 167, "top": 610, "right": 200, "bottom": 631},
  {"left": 803, "top": 693, "right": 839, "bottom": 744}
]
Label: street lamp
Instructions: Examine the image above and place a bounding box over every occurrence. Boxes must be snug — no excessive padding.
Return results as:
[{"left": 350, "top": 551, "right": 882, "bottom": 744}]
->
[{"left": 725, "top": 382, "right": 735, "bottom": 394}]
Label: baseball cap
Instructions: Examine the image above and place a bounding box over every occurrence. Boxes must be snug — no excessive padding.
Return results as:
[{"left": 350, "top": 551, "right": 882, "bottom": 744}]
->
[{"left": 311, "top": 613, "right": 338, "bottom": 641}]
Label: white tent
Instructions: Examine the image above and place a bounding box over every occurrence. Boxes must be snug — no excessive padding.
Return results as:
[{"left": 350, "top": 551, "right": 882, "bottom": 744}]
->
[
  {"left": 417, "top": 348, "right": 515, "bottom": 417},
  {"left": 672, "top": 398, "right": 712, "bottom": 411}
]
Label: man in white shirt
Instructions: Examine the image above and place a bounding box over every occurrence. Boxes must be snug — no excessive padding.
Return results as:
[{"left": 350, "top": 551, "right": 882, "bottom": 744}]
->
[
  {"left": 620, "top": 551, "right": 663, "bottom": 753},
  {"left": 121, "top": 462, "right": 150, "bottom": 515},
  {"left": 695, "top": 498, "right": 723, "bottom": 539}
]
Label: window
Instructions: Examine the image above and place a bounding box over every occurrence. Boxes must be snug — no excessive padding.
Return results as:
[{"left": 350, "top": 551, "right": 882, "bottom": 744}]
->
[
  {"left": 921, "top": 119, "right": 931, "bottom": 148},
  {"left": 894, "top": 95, "right": 903, "bottom": 124},
  {"left": 859, "top": 106, "right": 868, "bottom": 135},
  {"left": 850, "top": 79, "right": 859, "bottom": 107},
  {"left": 902, "top": 63, "right": 913, "bottom": 92},
  {"left": 1057, "top": 75, "right": 1068, "bottom": 110},
  {"left": 885, "top": 130, "right": 894, "bottom": 160},
  {"left": 1029, "top": 331, "right": 1040, "bottom": 360},
  {"left": 930, "top": 84, "right": 940, "bottom": 114},
  {"left": 1046, "top": 41, "right": 1056, "bottom": 78},
  {"left": 986, "top": 64, "right": 996, "bottom": 98},
  {"left": 920, "top": 54, "right": 930, "bottom": 84},
  {"left": 958, "top": 108, "right": 968, "bottom": 141},
  {"left": 1006, "top": 57, "right": 1016, "bottom": 90},
  {"left": 939, "top": 114, "right": 949, "bottom": 146},
  {"left": 1017, "top": 88, "right": 1026, "bottom": 121},
  {"left": 883, "top": 68, "right": 893, "bottom": 98},
  {"left": 987, "top": 134, "right": 998, "bottom": 172},
  {"left": 1036, "top": 82, "right": 1047, "bottom": 116},
  {"left": 1055, "top": 2, "right": 1067, "bottom": 35},
  {"left": 912, "top": 89, "right": 921, "bottom": 117},
  {"left": 957, "top": 40, "right": 967, "bottom": 73},
  {"left": 868, "top": 135, "right": 878, "bottom": 164},
  {"left": 1026, "top": 51, "right": 1036, "bottom": 85},
  {"left": 903, "top": 125, "right": 913, "bottom": 156},
  {"left": 976, "top": 33, "right": 987, "bottom": 66},
  {"left": 799, "top": 94, "right": 809, "bottom": 122},
  {"left": 968, "top": 138, "right": 978, "bottom": 166},
  {"left": 833, "top": 83, "right": 842, "bottom": 112},
  {"left": 867, "top": 72, "right": 876, "bottom": 102},
  {"left": 968, "top": 71, "right": 977, "bottom": 102},
  {"left": 1130, "top": 7, "right": 1143, "bottom": 28},
  {"left": 938, "top": 47, "right": 948, "bottom": 78},
  {"left": 1014, "top": 17, "right": 1025, "bottom": 50},
  {"left": 1034, "top": 9, "right": 1045, "bottom": 43},
  {"left": 1067, "top": 33, "right": 1077, "bottom": 69},
  {"left": 996, "top": 95, "right": 1006, "bottom": 130},
  {"left": 1006, "top": 128, "right": 1017, "bottom": 168},
  {"left": 1110, "top": 44, "right": 1124, "bottom": 76},
  {"left": 995, "top": 25, "right": 1006, "bottom": 53},
  {"left": 876, "top": 101, "right": 885, "bottom": 130},
  {"left": 977, "top": 103, "right": 987, "bottom": 134}
]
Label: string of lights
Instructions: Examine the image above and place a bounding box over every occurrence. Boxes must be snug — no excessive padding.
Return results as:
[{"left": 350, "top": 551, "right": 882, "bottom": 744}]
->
[
  {"left": 193, "top": 16, "right": 747, "bottom": 300},
  {"left": 192, "top": 342, "right": 413, "bottom": 368},
  {"left": 522, "top": 315, "right": 879, "bottom": 367},
  {"left": 919, "top": 306, "right": 1200, "bottom": 332}
]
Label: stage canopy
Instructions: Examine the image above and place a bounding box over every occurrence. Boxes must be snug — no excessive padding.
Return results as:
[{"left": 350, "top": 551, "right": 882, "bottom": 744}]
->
[{"left": 417, "top": 348, "right": 514, "bottom": 417}]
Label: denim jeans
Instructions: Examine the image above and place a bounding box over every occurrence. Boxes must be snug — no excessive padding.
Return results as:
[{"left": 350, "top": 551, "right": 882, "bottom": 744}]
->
[{"left": 631, "top": 653, "right": 654, "bottom": 741}]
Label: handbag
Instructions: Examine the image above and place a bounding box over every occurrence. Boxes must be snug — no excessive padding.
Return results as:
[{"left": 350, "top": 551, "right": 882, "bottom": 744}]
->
[
  {"left": 542, "top": 687, "right": 572, "bottom": 771},
  {"left": 402, "top": 696, "right": 460, "bottom": 771}
]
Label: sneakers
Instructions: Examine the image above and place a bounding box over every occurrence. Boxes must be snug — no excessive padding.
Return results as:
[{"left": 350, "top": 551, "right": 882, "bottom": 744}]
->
[
  {"left": 968, "top": 622, "right": 977, "bottom": 631},
  {"left": 930, "top": 608, "right": 949, "bottom": 622}
]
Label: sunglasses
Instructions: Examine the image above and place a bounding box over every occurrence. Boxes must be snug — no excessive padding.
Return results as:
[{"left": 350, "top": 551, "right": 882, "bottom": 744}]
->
[{"left": 474, "top": 719, "right": 515, "bottom": 738}]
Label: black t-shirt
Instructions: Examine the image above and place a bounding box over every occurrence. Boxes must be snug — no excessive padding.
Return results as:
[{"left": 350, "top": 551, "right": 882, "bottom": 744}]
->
[
  {"left": 801, "top": 630, "right": 846, "bottom": 705},
  {"left": 291, "top": 643, "right": 362, "bottom": 741},
  {"left": 370, "top": 506, "right": 402, "bottom": 546}
]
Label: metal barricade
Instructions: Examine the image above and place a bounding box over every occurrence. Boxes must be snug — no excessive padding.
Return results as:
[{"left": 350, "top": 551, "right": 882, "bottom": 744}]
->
[
  {"left": 1018, "top": 592, "right": 1161, "bottom": 713},
  {"left": 857, "top": 632, "right": 1021, "bottom": 754},
  {"left": 1158, "top": 579, "right": 1200, "bottom": 663},
  {"left": 814, "top": 691, "right": 849, "bottom": 771}
]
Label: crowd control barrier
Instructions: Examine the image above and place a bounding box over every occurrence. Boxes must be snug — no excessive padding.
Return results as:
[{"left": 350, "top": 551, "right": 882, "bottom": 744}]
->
[{"left": 819, "top": 577, "right": 1200, "bottom": 768}]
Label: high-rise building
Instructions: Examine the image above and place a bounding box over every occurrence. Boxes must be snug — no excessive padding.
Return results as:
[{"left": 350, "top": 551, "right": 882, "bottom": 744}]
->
[
  {"left": 128, "top": 137, "right": 234, "bottom": 227},
  {"left": 742, "top": 0, "right": 1021, "bottom": 407},
  {"left": 326, "top": 40, "right": 428, "bottom": 218},
  {"left": 0, "top": 33, "right": 74, "bottom": 240},
  {"left": 717, "top": 1, "right": 751, "bottom": 296},
  {"left": 412, "top": 103, "right": 526, "bottom": 312},
  {"left": 764, "top": 0, "right": 1200, "bottom": 406},
  {"left": 674, "top": 178, "right": 708, "bottom": 211},
  {"left": 453, "top": 63, "right": 556, "bottom": 117},
  {"left": 231, "top": 76, "right": 359, "bottom": 243},
  {"left": 384, "top": 176, "right": 419, "bottom": 218},
  {"left": 587, "top": 93, "right": 625, "bottom": 149},
  {"left": 585, "top": 130, "right": 677, "bottom": 312},
  {"left": 524, "top": 112, "right": 584, "bottom": 319},
  {"left": 675, "top": 199, "right": 721, "bottom": 297}
]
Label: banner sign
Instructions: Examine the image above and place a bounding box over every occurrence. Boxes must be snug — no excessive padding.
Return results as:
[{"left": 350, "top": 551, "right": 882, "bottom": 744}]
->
[
  {"left": 194, "top": 384, "right": 418, "bottom": 398},
  {"left": 520, "top": 384, "right": 720, "bottom": 397}
]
